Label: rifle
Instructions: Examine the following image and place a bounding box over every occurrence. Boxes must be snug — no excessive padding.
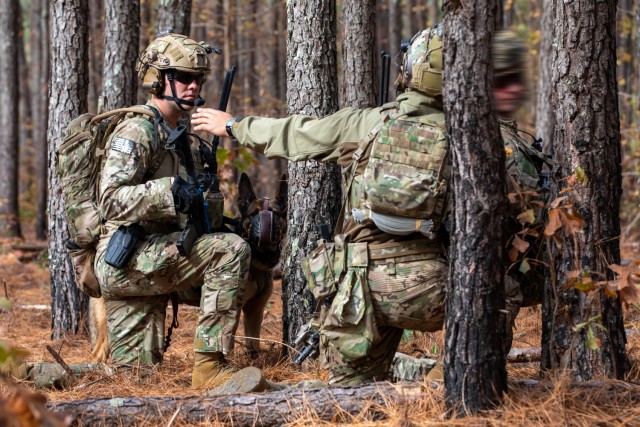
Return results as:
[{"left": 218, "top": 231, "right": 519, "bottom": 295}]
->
[
  {"left": 165, "top": 125, "right": 211, "bottom": 256},
  {"left": 200, "top": 65, "right": 237, "bottom": 183},
  {"left": 169, "top": 66, "right": 238, "bottom": 255},
  {"left": 379, "top": 51, "right": 391, "bottom": 106}
]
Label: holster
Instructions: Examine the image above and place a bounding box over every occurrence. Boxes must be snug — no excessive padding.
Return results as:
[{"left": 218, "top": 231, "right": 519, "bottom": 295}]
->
[{"left": 104, "top": 224, "right": 145, "bottom": 269}]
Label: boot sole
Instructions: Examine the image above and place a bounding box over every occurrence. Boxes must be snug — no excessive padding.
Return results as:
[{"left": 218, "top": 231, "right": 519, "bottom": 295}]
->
[{"left": 206, "top": 367, "right": 268, "bottom": 395}]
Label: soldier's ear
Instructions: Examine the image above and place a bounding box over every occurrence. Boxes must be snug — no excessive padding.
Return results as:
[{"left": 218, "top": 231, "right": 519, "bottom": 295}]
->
[
  {"left": 275, "top": 174, "right": 288, "bottom": 213},
  {"left": 237, "top": 173, "right": 256, "bottom": 216}
]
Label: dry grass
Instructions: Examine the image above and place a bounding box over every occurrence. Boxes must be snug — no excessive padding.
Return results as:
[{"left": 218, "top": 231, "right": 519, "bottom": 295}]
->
[{"left": 1, "top": 235, "right": 640, "bottom": 426}]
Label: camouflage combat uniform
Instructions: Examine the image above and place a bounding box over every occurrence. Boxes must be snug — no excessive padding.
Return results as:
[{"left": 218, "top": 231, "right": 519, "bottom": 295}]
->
[
  {"left": 94, "top": 101, "right": 251, "bottom": 366},
  {"left": 231, "top": 90, "right": 448, "bottom": 385}
]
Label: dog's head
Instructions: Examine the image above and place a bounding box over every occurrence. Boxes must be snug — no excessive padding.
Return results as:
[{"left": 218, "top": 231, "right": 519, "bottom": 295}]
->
[{"left": 237, "top": 173, "right": 288, "bottom": 270}]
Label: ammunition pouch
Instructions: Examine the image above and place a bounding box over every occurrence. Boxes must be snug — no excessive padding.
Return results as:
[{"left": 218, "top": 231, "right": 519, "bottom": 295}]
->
[{"left": 205, "top": 189, "right": 224, "bottom": 231}]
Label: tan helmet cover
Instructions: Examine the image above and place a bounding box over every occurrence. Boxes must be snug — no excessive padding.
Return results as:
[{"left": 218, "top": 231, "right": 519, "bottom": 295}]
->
[
  {"left": 399, "top": 25, "right": 443, "bottom": 97},
  {"left": 493, "top": 30, "right": 527, "bottom": 77},
  {"left": 136, "top": 33, "right": 213, "bottom": 95}
]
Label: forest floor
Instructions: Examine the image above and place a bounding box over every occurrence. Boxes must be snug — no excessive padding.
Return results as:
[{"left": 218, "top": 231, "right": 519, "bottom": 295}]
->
[{"left": 1, "top": 231, "right": 640, "bottom": 426}]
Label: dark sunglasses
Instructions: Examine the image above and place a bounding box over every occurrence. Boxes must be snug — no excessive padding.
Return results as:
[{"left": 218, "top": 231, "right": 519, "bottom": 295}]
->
[
  {"left": 172, "top": 71, "right": 206, "bottom": 85},
  {"left": 494, "top": 73, "right": 523, "bottom": 89}
]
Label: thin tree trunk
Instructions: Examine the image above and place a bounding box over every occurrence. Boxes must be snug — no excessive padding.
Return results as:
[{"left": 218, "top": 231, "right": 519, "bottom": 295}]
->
[
  {"left": 342, "top": 0, "right": 377, "bottom": 108},
  {"left": 18, "top": 7, "right": 34, "bottom": 205},
  {"left": 541, "top": 0, "right": 627, "bottom": 381},
  {"left": 535, "top": 0, "right": 554, "bottom": 156},
  {"left": 33, "top": 0, "right": 50, "bottom": 240},
  {"left": 48, "top": 0, "right": 90, "bottom": 337},
  {"left": 157, "top": 0, "right": 192, "bottom": 35},
  {"left": 0, "top": 0, "right": 22, "bottom": 237},
  {"left": 88, "top": 0, "right": 104, "bottom": 113},
  {"left": 282, "top": 0, "right": 341, "bottom": 352},
  {"left": 103, "top": 0, "right": 140, "bottom": 110},
  {"left": 443, "top": 0, "right": 507, "bottom": 415}
]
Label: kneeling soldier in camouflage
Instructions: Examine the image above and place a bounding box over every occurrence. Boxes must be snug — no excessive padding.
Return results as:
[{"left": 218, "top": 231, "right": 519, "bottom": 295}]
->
[{"left": 194, "top": 26, "right": 449, "bottom": 386}]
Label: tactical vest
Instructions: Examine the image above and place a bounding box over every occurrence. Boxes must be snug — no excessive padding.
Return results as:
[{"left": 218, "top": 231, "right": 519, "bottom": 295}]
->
[{"left": 343, "top": 103, "right": 450, "bottom": 240}]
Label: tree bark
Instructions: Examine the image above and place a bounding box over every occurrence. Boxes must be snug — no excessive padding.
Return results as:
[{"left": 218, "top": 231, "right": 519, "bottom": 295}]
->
[
  {"left": 103, "top": 0, "right": 140, "bottom": 110},
  {"left": 282, "top": 0, "right": 341, "bottom": 352},
  {"left": 31, "top": 0, "right": 50, "bottom": 240},
  {"left": 0, "top": 0, "right": 22, "bottom": 237},
  {"left": 541, "top": 0, "right": 627, "bottom": 381},
  {"left": 19, "top": 6, "right": 34, "bottom": 203},
  {"left": 88, "top": 0, "right": 104, "bottom": 113},
  {"left": 535, "top": 0, "right": 555, "bottom": 156},
  {"left": 47, "top": 382, "right": 435, "bottom": 426},
  {"left": 443, "top": 0, "right": 508, "bottom": 415},
  {"left": 47, "top": 379, "right": 640, "bottom": 426},
  {"left": 342, "top": 0, "right": 377, "bottom": 108},
  {"left": 157, "top": 0, "right": 192, "bottom": 35},
  {"left": 48, "top": 0, "right": 90, "bottom": 337}
]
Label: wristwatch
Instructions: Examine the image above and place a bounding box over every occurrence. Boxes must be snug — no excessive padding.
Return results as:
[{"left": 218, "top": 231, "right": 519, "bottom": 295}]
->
[{"left": 225, "top": 116, "right": 243, "bottom": 139}]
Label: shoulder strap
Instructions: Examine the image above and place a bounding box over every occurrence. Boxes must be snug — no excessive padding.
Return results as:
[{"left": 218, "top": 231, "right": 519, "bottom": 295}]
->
[{"left": 334, "top": 109, "right": 394, "bottom": 235}]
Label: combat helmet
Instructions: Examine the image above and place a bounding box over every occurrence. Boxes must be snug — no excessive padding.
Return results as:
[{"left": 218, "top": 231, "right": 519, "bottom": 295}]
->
[
  {"left": 493, "top": 30, "right": 527, "bottom": 78},
  {"left": 136, "top": 30, "right": 220, "bottom": 109},
  {"left": 397, "top": 25, "right": 443, "bottom": 97}
]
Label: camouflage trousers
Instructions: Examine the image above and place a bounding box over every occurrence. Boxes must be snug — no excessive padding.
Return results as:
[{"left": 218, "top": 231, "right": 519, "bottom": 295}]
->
[
  {"left": 95, "top": 231, "right": 251, "bottom": 365},
  {"left": 0, "top": 360, "right": 99, "bottom": 389},
  {"left": 320, "top": 243, "right": 447, "bottom": 386},
  {"left": 389, "top": 270, "right": 544, "bottom": 383}
]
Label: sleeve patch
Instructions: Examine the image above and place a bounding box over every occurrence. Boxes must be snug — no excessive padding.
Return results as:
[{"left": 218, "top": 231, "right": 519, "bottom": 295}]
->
[{"left": 112, "top": 137, "right": 136, "bottom": 155}]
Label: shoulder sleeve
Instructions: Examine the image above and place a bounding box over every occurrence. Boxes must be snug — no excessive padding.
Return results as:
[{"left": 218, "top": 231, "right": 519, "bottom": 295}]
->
[
  {"left": 234, "top": 107, "right": 383, "bottom": 163},
  {"left": 98, "top": 117, "right": 176, "bottom": 223}
]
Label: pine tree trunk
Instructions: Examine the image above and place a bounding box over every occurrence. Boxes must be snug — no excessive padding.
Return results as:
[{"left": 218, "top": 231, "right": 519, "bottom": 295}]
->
[
  {"left": 282, "top": 0, "right": 341, "bottom": 352},
  {"left": 541, "top": 0, "right": 627, "bottom": 381},
  {"left": 342, "top": 0, "right": 377, "bottom": 108},
  {"left": 49, "top": 0, "right": 90, "bottom": 338},
  {"left": 443, "top": 1, "right": 508, "bottom": 415},
  {"left": 32, "top": 0, "right": 50, "bottom": 240},
  {"left": 103, "top": 0, "right": 140, "bottom": 110},
  {"left": 157, "top": 0, "right": 192, "bottom": 35},
  {"left": 18, "top": 8, "right": 34, "bottom": 204},
  {"left": 88, "top": 0, "right": 104, "bottom": 113},
  {"left": 0, "top": 0, "right": 22, "bottom": 238},
  {"left": 535, "top": 0, "right": 554, "bottom": 156}
]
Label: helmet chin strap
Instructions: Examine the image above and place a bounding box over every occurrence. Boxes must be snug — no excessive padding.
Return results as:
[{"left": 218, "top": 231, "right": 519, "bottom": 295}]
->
[{"left": 161, "top": 71, "right": 206, "bottom": 111}]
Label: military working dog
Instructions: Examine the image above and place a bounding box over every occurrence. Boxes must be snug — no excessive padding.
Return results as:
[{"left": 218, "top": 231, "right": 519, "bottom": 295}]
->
[{"left": 89, "top": 173, "right": 288, "bottom": 361}]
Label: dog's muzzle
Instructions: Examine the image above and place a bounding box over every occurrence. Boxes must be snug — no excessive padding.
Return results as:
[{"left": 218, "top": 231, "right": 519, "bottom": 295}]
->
[{"left": 257, "top": 197, "right": 274, "bottom": 250}]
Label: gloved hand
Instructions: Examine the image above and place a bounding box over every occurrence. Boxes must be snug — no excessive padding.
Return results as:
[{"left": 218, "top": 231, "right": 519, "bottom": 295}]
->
[
  {"left": 171, "top": 176, "right": 202, "bottom": 214},
  {"left": 197, "top": 172, "right": 220, "bottom": 192}
]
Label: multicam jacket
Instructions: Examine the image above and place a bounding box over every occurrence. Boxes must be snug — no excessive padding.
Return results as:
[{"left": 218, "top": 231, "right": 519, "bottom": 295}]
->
[{"left": 96, "top": 100, "right": 203, "bottom": 250}]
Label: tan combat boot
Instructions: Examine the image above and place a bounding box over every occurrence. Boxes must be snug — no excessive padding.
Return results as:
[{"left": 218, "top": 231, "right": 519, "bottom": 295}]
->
[{"left": 192, "top": 352, "right": 239, "bottom": 389}]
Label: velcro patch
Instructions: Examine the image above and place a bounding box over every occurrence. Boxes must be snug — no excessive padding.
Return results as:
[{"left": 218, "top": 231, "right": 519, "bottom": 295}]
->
[{"left": 112, "top": 137, "right": 136, "bottom": 155}]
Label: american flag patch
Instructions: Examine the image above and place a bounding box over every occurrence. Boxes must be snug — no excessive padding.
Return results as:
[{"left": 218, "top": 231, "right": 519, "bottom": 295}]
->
[{"left": 112, "top": 137, "right": 136, "bottom": 155}]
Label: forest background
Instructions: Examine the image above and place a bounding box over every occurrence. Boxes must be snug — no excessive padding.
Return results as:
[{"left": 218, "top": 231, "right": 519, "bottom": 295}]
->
[{"left": 1, "top": 0, "right": 640, "bottom": 425}]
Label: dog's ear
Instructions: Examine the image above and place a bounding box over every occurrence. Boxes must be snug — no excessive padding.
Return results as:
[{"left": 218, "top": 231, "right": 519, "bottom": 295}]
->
[
  {"left": 237, "top": 173, "right": 256, "bottom": 216},
  {"left": 275, "top": 174, "right": 288, "bottom": 212}
]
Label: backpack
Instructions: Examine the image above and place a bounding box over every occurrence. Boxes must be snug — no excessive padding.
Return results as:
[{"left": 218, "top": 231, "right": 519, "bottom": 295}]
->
[
  {"left": 349, "top": 108, "right": 450, "bottom": 239},
  {"left": 55, "top": 106, "right": 161, "bottom": 297}
]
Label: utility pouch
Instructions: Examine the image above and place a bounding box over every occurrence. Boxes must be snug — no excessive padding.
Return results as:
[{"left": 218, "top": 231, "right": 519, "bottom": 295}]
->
[
  {"left": 205, "top": 190, "right": 224, "bottom": 231},
  {"left": 302, "top": 234, "right": 348, "bottom": 300},
  {"left": 104, "top": 224, "right": 145, "bottom": 269}
]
